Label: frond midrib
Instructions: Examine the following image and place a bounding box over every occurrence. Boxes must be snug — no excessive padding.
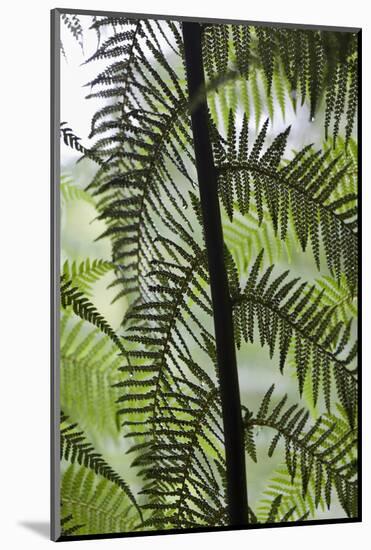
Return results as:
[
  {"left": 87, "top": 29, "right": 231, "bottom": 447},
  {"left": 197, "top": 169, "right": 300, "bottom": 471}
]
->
[
  {"left": 246, "top": 416, "right": 357, "bottom": 488},
  {"left": 217, "top": 161, "right": 357, "bottom": 239},
  {"left": 233, "top": 291, "right": 357, "bottom": 380}
]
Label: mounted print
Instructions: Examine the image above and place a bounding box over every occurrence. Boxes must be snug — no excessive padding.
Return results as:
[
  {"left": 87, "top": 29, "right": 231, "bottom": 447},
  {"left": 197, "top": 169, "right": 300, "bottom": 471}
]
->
[{"left": 51, "top": 8, "right": 361, "bottom": 541}]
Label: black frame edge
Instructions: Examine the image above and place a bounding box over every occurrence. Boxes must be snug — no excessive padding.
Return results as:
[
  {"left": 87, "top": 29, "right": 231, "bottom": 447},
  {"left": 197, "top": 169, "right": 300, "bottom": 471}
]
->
[
  {"left": 55, "top": 7, "right": 361, "bottom": 33},
  {"left": 57, "top": 517, "right": 361, "bottom": 543},
  {"left": 357, "top": 27, "right": 362, "bottom": 525},
  {"left": 51, "top": 7, "right": 61, "bottom": 543}
]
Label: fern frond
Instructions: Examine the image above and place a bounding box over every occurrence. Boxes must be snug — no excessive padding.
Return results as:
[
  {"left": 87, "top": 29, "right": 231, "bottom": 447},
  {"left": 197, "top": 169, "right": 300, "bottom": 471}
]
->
[
  {"left": 222, "top": 201, "right": 297, "bottom": 273},
  {"left": 60, "top": 412, "right": 142, "bottom": 522},
  {"left": 85, "top": 17, "right": 195, "bottom": 304},
  {"left": 60, "top": 122, "right": 101, "bottom": 166},
  {"left": 204, "top": 25, "right": 358, "bottom": 138},
  {"left": 60, "top": 122, "right": 86, "bottom": 154},
  {"left": 60, "top": 275, "right": 125, "bottom": 353},
  {"left": 61, "top": 14, "right": 83, "bottom": 50},
  {"left": 230, "top": 252, "right": 357, "bottom": 424},
  {"left": 61, "top": 507, "right": 84, "bottom": 536},
  {"left": 243, "top": 387, "right": 358, "bottom": 517},
  {"left": 61, "top": 464, "right": 139, "bottom": 535},
  {"left": 323, "top": 136, "right": 357, "bottom": 192},
  {"left": 256, "top": 467, "right": 314, "bottom": 522},
  {"left": 114, "top": 225, "right": 227, "bottom": 529},
  {"left": 231, "top": 24, "right": 250, "bottom": 78},
  {"left": 62, "top": 258, "right": 114, "bottom": 297},
  {"left": 61, "top": 175, "right": 96, "bottom": 207},
  {"left": 212, "top": 120, "right": 358, "bottom": 294},
  {"left": 60, "top": 40, "right": 66, "bottom": 60},
  {"left": 311, "top": 273, "right": 357, "bottom": 326},
  {"left": 60, "top": 311, "right": 122, "bottom": 436}
]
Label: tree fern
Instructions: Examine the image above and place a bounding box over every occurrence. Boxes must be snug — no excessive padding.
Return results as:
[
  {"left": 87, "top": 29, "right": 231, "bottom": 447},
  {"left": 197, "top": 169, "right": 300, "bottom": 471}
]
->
[
  {"left": 203, "top": 24, "right": 358, "bottom": 141},
  {"left": 115, "top": 229, "right": 228, "bottom": 530},
  {"left": 229, "top": 251, "right": 357, "bottom": 425},
  {"left": 243, "top": 387, "right": 357, "bottom": 517},
  {"left": 61, "top": 464, "right": 139, "bottom": 535},
  {"left": 212, "top": 115, "right": 358, "bottom": 294},
  {"left": 55, "top": 10, "right": 359, "bottom": 539},
  {"left": 60, "top": 412, "right": 142, "bottom": 520},
  {"left": 60, "top": 275, "right": 125, "bottom": 353},
  {"left": 61, "top": 175, "right": 96, "bottom": 207},
  {"left": 83, "top": 17, "right": 197, "bottom": 305},
  {"left": 60, "top": 311, "right": 122, "bottom": 436},
  {"left": 62, "top": 258, "right": 114, "bottom": 297}
]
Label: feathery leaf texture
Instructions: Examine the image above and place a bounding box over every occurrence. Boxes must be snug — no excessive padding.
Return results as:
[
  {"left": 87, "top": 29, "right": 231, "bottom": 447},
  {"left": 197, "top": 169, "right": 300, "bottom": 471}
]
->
[
  {"left": 243, "top": 387, "right": 358, "bottom": 517},
  {"left": 60, "top": 275, "right": 125, "bottom": 353},
  {"left": 203, "top": 25, "right": 358, "bottom": 139},
  {"left": 61, "top": 463, "right": 139, "bottom": 535},
  {"left": 60, "top": 412, "right": 142, "bottom": 521},
  {"left": 311, "top": 274, "right": 357, "bottom": 327},
  {"left": 62, "top": 258, "right": 114, "bottom": 297},
  {"left": 222, "top": 202, "right": 297, "bottom": 273},
  {"left": 255, "top": 467, "right": 315, "bottom": 522},
  {"left": 61, "top": 14, "right": 84, "bottom": 50},
  {"left": 84, "top": 17, "right": 196, "bottom": 304},
  {"left": 256, "top": 403, "right": 357, "bottom": 521},
  {"left": 60, "top": 310, "right": 122, "bottom": 436},
  {"left": 212, "top": 117, "right": 358, "bottom": 294},
  {"left": 61, "top": 175, "right": 96, "bottom": 207},
  {"left": 60, "top": 122, "right": 86, "bottom": 154},
  {"left": 115, "top": 228, "right": 228, "bottom": 530},
  {"left": 61, "top": 508, "right": 85, "bottom": 536},
  {"left": 229, "top": 252, "right": 357, "bottom": 425}
]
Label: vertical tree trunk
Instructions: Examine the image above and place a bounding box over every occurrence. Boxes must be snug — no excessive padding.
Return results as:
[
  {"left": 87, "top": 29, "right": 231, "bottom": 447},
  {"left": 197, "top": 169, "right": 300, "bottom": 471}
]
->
[{"left": 182, "top": 21, "right": 249, "bottom": 526}]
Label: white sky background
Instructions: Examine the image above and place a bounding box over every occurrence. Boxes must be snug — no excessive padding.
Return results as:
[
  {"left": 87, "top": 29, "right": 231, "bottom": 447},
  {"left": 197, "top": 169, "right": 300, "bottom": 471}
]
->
[
  {"left": 61, "top": 16, "right": 108, "bottom": 167},
  {"left": 61, "top": 18, "right": 89, "bottom": 162},
  {"left": 60, "top": 16, "right": 178, "bottom": 170}
]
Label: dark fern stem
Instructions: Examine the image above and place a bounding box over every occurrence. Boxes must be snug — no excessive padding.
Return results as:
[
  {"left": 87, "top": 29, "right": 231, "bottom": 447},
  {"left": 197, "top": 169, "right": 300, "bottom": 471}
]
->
[{"left": 182, "top": 21, "right": 249, "bottom": 526}]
